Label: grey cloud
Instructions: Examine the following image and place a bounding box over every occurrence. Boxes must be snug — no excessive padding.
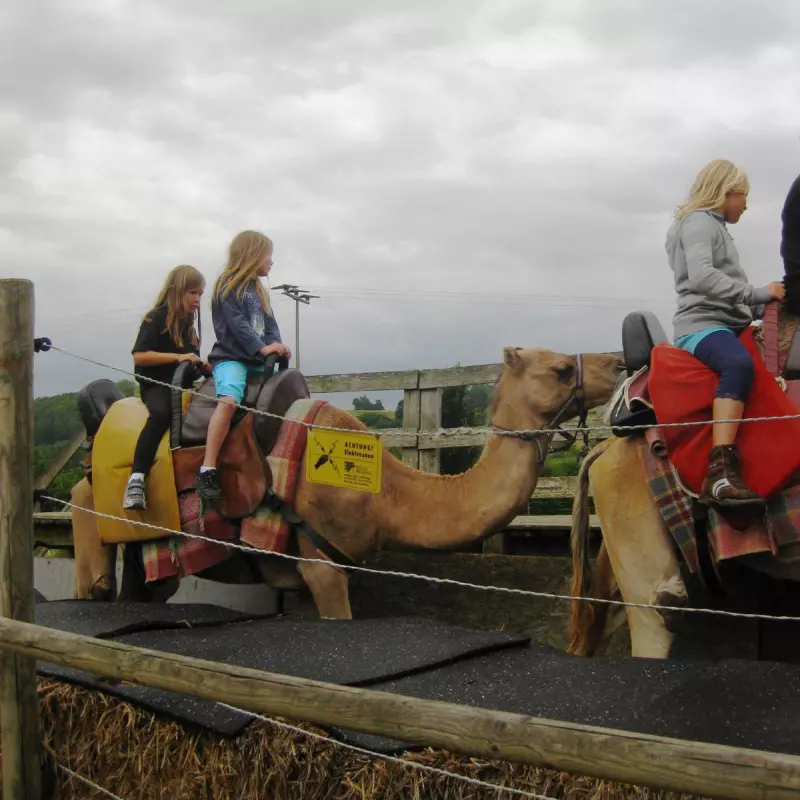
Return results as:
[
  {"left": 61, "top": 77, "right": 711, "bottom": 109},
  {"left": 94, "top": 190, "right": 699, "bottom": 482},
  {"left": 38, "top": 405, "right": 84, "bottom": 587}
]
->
[{"left": 5, "top": 1, "right": 800, "bottom": 400}]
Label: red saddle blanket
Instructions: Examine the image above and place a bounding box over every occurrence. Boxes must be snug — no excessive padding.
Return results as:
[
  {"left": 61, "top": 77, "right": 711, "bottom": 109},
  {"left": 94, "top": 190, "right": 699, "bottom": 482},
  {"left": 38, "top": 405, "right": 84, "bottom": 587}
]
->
[{"left": 648, "top": 328, "right": 800, "bottom": 499}]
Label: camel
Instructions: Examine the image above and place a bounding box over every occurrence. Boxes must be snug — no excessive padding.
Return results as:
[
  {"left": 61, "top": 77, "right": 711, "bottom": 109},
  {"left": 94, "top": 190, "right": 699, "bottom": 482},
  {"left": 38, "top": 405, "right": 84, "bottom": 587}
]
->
[
  {"left": 568, "top": 308, "right": 800, "bottom": 659},
  {"left": 71, "top": 346, "right": 623, "bottom": 618}
]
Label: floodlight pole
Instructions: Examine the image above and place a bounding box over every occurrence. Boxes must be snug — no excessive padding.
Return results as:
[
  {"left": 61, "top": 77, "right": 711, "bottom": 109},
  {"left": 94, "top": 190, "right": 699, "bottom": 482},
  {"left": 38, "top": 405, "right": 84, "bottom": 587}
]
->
[{"left": 273, "top": 284, "right": 319, "bottom": 370}]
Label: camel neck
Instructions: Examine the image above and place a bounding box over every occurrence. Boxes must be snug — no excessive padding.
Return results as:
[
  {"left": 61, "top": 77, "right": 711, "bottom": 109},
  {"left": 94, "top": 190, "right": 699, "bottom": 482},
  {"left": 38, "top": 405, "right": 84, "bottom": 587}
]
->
[{"left": 381, "top": 433, "right": 543, "bottom": 550}]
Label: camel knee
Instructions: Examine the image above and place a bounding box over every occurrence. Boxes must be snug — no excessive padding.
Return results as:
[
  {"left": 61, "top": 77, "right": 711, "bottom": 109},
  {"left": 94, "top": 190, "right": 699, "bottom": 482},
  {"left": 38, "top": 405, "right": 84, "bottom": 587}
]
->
[
  {"left": 651, "top": 574, "right": 688, "bottom": 634},
  {"left": 297, "top": 562, "right": 351, "bottom": 619},
  {"left": 627, "top": 607, "right": 676, "bottom": 659}
]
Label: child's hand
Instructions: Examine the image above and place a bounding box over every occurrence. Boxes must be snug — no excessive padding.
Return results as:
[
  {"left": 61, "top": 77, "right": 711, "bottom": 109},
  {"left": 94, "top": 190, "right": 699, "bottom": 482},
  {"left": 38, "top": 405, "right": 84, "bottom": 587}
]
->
[
  {"left": 769, "top": 281, "right": 786, "bottom": 301},
  {"left": 260, "top": 343, "right": 290, "bottom": 359}
]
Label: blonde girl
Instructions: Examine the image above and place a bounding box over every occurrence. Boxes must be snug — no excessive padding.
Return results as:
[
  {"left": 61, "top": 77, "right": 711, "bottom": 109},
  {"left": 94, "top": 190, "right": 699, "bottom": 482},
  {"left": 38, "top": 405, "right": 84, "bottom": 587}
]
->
[
  {"left": 196, "top": 231, "right": 290, "bottom": 501},
  {"left": 667, "top": 159, "right": 784, "bottom": 508},
  {"left": 123, "top": 265, "right": 206, "bottom": 510}
]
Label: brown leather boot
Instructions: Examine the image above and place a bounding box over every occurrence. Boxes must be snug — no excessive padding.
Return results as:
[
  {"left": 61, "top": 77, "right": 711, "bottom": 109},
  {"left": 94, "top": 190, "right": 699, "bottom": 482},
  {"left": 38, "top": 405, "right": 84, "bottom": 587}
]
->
[{"left": 699, "top": 444, "right": 765, "bottom": 508}]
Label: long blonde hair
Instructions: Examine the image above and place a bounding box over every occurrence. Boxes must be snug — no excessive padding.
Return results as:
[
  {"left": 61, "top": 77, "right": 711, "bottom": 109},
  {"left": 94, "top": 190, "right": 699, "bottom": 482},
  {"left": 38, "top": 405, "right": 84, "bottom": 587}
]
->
[
  {"left": 213, "top": 230, "right": 272, "bottom": 313},
  {"left": 674, "top": 159, "right": 750, "bottom": 220},
  {"left": 146, "top": 264, "right": 204, "bottom": 348}
]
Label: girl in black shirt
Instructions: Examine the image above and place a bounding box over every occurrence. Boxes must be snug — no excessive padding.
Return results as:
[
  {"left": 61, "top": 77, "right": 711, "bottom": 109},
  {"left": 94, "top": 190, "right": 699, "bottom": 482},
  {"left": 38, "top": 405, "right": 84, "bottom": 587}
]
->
[{"left": 123, "top": 265, "right": 206, "bottom": 510}]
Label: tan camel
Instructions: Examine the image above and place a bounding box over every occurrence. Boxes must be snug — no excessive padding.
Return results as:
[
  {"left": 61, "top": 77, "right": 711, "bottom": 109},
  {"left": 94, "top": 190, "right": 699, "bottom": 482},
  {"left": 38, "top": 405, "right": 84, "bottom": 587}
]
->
[
  {"left": 72, "top": 346, "right": 622, "bottom": 618},
  {"left": 568, "top": 312, "right": 800, "bottom": 659}
]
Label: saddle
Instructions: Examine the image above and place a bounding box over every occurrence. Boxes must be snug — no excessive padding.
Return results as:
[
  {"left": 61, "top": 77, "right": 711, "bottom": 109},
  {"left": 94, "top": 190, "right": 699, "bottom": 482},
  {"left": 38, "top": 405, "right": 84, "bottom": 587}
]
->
[
  {"left": 77, "top": 357, "right": 311, "bottom": 544},
  {"left": 609, "top": 304, "right": 800, "bottom": 435},
  {"left": 608, "top": 310, "right": 668, "bottom": 436}
]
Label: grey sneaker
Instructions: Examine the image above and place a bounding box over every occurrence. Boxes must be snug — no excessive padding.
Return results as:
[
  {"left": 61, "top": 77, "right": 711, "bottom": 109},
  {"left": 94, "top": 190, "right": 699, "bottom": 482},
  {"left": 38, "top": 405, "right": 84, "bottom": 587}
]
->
[
  {"left": 196, "top": 468, "right": 222, "bottom": 501},
  {"left": 123, "top": 475, "right": 147, "bottom": 510}
]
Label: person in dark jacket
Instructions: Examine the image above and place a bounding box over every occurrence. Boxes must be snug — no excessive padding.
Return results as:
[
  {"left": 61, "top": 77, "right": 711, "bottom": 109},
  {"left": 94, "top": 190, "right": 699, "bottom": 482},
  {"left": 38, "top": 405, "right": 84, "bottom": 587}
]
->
[
  {"left": 781, "top": 174, "right": 800, "bottom": 315},
  {"left": 124, "top": 265, "right": 206, "bottom": 510},
  {"left": 196, "top": 230, "right": 291, "bottom": 501}
]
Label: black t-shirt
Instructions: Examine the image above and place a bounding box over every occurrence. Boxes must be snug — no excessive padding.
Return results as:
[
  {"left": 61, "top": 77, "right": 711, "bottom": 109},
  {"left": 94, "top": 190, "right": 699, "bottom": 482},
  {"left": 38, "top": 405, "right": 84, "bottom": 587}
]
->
[{"left": 132, "top": 305, "right": 199, "bottom": 388}]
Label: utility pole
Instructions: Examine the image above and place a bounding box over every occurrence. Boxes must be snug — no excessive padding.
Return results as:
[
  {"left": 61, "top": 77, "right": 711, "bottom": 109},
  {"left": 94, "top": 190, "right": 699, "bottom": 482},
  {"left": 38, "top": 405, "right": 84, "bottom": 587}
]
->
[{"left": 273, "top": 284, "right": 319, "bottom": 370}]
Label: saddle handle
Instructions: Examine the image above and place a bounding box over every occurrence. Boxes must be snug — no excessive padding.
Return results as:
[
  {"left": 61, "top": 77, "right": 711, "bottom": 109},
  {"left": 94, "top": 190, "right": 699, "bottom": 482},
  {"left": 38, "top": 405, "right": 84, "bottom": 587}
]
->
[{"left": 260, "top": 354, "right": 290, "bottom": 388}]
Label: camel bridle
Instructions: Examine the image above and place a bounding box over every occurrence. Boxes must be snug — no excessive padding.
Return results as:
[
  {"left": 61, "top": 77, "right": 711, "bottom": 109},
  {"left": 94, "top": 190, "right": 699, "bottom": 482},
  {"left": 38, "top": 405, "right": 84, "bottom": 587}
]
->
[{"left": 491, "top": 353, "right": 589, "bottom": 466}]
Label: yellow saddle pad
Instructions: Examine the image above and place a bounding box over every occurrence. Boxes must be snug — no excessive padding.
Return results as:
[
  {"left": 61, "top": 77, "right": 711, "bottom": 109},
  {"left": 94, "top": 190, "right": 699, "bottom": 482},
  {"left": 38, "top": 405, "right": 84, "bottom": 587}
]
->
[{"left": 93, "top": 397, "right": 181, "bottom": 544}]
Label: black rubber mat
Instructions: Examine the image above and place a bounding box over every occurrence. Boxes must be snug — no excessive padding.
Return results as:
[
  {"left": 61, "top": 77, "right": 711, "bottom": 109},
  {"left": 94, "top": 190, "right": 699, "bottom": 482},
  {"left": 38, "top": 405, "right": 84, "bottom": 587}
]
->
[
  {"left": 36, "top": 613, "right": 528, "bottom": 737},
  {"left": 111, "top": 616, "right": 528, "bottom": 685},
  {"left": 35, "top": 600, "right": 271, "bottom": 639},
  {"left": 333, "top": 642, "right": 800, "bottom": 755},
  {"left": 36, "top": 608, "right": 800, "bottom": 756}
]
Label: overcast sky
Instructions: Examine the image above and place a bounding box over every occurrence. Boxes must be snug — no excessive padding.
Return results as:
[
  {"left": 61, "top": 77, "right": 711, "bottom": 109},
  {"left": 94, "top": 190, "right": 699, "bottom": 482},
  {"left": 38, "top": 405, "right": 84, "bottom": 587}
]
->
[{"left": 4, "top": 1, "right": 800, "bottom": 406}]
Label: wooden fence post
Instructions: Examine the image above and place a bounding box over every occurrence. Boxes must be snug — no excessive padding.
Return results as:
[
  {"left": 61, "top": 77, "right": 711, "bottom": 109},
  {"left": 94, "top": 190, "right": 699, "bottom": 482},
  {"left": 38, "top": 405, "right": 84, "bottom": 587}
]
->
[
  {"left": 0, "top": 279, "right": 41, "bottom": 799},
  {"left": 418, "top": 388, "right": 442, "bottom": 474},
  {"left": 401, "top": 383, "right": 421, "bottom": 468}
]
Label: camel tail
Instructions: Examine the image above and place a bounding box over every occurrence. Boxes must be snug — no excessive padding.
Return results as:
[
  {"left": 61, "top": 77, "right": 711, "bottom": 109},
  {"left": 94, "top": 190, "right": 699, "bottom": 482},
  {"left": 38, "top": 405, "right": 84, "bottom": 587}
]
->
[{"left": 567, "top": 438, "right": 612, "bottom": 655}]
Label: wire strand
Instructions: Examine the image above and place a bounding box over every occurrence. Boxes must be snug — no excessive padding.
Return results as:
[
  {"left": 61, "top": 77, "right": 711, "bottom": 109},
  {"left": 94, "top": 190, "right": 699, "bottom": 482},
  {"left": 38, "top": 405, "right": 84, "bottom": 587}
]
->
[
  {"left": 49, "top": 343, "right": 800, "bottom": 439},
  {"left": 45, "top": 495, "right": 800, "bottom": 624}
]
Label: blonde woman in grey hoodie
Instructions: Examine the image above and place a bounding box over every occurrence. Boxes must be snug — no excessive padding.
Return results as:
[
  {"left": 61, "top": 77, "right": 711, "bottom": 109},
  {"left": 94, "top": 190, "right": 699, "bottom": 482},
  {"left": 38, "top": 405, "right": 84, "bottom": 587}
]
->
[{"left": 666, "top": 159, "right": 784, "bottom": 508}]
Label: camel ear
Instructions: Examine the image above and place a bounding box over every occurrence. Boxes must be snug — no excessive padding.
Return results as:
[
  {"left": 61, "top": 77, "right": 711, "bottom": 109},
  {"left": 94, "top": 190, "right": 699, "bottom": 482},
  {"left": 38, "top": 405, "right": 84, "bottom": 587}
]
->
[{"left": 503, "top": 347, "right": 524, "bottom": 373}]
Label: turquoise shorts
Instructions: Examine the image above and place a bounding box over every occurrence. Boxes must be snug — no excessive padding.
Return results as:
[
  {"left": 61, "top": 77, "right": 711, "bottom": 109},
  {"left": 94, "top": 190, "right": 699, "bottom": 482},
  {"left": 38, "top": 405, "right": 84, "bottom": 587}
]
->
[
  {"left": 673, "top": 326, "right": 732, "bottom": 355},
  {"left": 212, "top": 360, "right": 265, "bottom": 404}
]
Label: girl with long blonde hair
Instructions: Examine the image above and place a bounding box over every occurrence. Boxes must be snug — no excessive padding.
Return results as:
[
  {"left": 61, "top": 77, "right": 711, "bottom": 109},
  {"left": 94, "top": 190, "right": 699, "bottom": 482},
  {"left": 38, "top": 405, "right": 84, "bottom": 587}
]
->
[
  {"left": 124, "top": 264, "right": 206, "bottom": 510},
  {"left": 667, "top": 159, "right": 784, "bottom": 508},
  {"left": 196, "top": 230, "right": 291, "bottom": 501}
]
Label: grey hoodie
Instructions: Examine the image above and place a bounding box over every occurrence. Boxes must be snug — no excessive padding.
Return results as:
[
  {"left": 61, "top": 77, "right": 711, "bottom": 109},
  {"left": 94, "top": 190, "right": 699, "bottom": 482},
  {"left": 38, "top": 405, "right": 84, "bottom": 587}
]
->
[{"left": 666, "top": 210, "right": 772, "bottom": 339}]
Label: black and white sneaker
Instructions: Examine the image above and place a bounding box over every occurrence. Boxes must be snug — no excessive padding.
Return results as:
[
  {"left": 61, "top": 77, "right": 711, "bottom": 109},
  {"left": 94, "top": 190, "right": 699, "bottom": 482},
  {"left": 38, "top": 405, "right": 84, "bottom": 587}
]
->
[
  {"left": 196, "top": 468, "right": 222, "bottom": 500},
  {"left": 122, "top": 476, "right": 147, "bottom": 511}
]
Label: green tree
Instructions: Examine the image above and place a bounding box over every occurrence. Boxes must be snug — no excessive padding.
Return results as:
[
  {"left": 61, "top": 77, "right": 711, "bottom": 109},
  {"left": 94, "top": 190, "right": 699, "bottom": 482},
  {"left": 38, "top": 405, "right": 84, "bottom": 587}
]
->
[{"left": 352, "top": 395, "right": 384, "bottom": 411}]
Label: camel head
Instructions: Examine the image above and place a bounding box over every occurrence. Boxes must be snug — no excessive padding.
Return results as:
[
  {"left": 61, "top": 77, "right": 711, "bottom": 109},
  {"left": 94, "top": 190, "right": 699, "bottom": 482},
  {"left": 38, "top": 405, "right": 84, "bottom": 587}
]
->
[{"left": 490, "top": 347, "right": 623, "bottom": 431}]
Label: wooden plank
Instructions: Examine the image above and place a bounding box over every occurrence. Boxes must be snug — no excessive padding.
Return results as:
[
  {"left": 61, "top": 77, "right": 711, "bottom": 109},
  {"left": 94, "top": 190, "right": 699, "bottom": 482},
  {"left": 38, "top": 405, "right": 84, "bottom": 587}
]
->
[
  {"left": 33, "top": 429, "right": 85, "bottom": 492},
  {"left": 379, "top": 429, "right": 418, "bottom": 449},
  {"left": 307, "top": 369, "right": 419, "bottom": 393},
  {"left": 0, "top": 618, "right": 798, "bottom": 799},
  {"left": 32, "top": 512, "right": 73, "bottom": 525},
  {"left": 418, "top": 363, "right": 502, "bottom": 389},
  {"left": 508, "top": 515, "right": 600, "bottom": 530},
  {"left": 418, "top": 388, "right": 442, "bottom": 474},
  {"left": 0, "top": 279, "right": 40, "bottom": 800},
  {"left": 400, "top": 388, "right": 421, "bottom": 468}
]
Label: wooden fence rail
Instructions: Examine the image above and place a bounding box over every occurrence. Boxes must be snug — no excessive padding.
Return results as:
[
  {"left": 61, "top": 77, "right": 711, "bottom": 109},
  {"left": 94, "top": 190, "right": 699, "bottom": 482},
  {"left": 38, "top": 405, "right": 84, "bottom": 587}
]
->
[{"left": 0, "top": 615, "right": 797, "bottom": 800}]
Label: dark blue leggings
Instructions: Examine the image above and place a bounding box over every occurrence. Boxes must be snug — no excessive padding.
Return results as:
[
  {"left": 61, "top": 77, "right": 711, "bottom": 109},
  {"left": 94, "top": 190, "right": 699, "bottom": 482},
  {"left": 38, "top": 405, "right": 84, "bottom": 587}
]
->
[{"left": 693, "top": 330, "right": 754, "bottom": 402}]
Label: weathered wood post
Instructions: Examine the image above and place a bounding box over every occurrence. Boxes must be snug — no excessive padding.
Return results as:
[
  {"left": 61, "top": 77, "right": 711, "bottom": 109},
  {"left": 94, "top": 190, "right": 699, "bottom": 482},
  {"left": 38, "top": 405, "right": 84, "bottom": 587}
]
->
[{"left": 0, "top": 279, "right": 41, "bottom": 799}]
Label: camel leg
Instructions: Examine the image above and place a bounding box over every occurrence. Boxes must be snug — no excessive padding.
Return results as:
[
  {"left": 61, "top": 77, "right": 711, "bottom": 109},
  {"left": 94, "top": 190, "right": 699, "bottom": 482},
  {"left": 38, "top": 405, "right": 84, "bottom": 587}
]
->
[
  {"left": 591, "top": 439, "right": 687, "bottom": 659},
  {"left": 294, "top": 535, "right": 352, "bottom": 620},
  {"left": 71, "top": 478, "right": 118, "bottom": 601}
]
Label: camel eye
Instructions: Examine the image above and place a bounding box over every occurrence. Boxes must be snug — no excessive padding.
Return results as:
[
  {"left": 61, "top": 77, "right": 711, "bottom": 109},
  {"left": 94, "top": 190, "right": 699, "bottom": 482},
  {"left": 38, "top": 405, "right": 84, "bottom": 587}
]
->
[{"left": 554, "top": 363, "right": 574, "bottom": 383}]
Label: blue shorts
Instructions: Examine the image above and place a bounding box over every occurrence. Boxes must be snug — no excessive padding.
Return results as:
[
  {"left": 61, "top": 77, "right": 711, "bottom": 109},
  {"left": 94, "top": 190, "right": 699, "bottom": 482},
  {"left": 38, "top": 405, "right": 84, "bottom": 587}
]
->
[{"left": 212, "top": 361, "right": 264, "bottom": 404}]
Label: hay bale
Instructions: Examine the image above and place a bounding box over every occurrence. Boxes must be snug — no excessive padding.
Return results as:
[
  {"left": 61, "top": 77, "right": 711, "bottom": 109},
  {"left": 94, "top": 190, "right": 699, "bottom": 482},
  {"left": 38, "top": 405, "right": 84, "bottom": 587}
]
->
[{"left": 29, "top": 679, "right": 710, "bottom": 799}]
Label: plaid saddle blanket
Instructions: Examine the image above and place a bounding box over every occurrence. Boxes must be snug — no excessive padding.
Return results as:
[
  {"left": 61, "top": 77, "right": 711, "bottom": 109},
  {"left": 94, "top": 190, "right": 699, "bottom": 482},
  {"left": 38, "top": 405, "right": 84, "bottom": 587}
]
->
[
  {"left": 640, "top": 439, "right": 800, "bottom": 580},
  {"left": 143, "top": 398, "right": 328, "bottom": 583}
]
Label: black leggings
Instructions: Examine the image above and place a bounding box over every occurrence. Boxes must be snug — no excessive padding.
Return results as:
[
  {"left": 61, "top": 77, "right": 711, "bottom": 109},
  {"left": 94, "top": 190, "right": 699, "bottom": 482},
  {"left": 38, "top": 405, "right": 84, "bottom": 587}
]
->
[{"left": 131, "top": 385, "right": 173, "bottom": 476}]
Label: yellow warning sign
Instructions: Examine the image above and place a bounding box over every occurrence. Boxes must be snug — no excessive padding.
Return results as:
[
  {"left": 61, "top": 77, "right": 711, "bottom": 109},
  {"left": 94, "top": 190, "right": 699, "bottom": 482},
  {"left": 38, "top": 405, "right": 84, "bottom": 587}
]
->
[{"left": 305, "top": 428, "right": 382, "bottom": 493}]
